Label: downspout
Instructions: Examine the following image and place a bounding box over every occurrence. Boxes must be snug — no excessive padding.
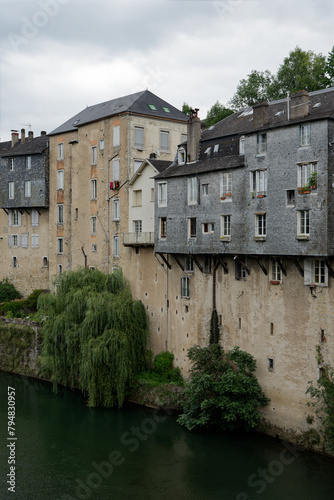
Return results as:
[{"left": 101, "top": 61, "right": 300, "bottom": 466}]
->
[
  {"left": 165, "top": 254, "right": 169, "bottom": 352},
  {"left": 212, "top": 256, "right": 216, "bottom": 311},
  {"left": 287, "top": 91, "right": 290, "bottom": 121}
]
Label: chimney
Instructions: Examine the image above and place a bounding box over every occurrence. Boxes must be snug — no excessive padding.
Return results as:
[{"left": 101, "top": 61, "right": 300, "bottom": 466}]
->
[
  {"left": 21, "top": 128, "right": 26, "bottom": 143},
  {"left": 150, "top": 152, "right": 156, "bottom": 159},
  {"left": 187, "top": 108, "right": 201, "bottom": 163},
  {"left": 253, "top": 101, "right": 269, "bottom": 129},
  {"left": 290, "top": 90, "right": 310, "bottom": 120},
  {"left": 41, "top": 131, "right": 46, "bottom": 136},
  {"left": 11, "top": 130, "right": 19, "bottom": 148},
  {"left": 28, "top": 131, "right": 34, "bottom": 141}
]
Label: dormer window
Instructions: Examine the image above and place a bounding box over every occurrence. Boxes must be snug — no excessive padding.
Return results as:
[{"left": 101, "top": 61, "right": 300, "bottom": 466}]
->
[
  {"left": 178, "top": 147, "right": 186, "bottom": 165},
  {"left": 204, "top": 147, "right": 211, "bottom": 156},
  {"left": 213, "top": 144, "right": 219, "bottom": 154}
]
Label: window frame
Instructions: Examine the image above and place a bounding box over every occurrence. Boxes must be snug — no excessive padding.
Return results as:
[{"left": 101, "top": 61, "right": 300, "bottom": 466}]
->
[
  {"left": 26, "top": 156, "right": 32, "bottom": 170},
  {"left": 91, "top": 216, "right": 97, "bottom": 235},
  {"left": 113, "top": 235, "right": 119, "bottom": 257},
  {"left": 297, "top": 210, "right": 310, "bottom": 237},
  {"left": 181, "top": 276, "right": 190, "bottom": 298},
  {"left": 255, "top": 213, "right": 267, "bottom": 238},
  {"left": 134, "top": 220, "right": 142, "bottom": 233},
  {"left": 8, "top": 182, "right": 14, "bottom": 199},
  {"left": 271, "top": 259, "right": 282, "bottom": 282},
  {"left": 188, "top": 177, "right": 197, "bottom": 205},
  {"left": 257, "top": 133, "right": 267, "bottom": 155},
  {"left": 188, "top": 217, "right": 197, "bottom": 239},
  {"left": 159, "top": 217, "right": 167, "bottom": 239},
  {"left": 113, "top": 198, "right": 120, "bottom": 220},
  {"left": 57, "top": 170, "right": 64, "bottom": 190},
  {"left": 297, "top": 163, "right": 317, "bottom": 190},
  {"left": 220, "top": 215, "right": 231, "bottom": 239},
  {"left": 300, "top": 123, "right": 311, "bottom": 147},
  {"left": 57, "top": 143, "right": 64, "bottom": 161},
  {"left": 25, "top": 180, "right": 31, "bottom": 198},
  {"left": 160, "top": 130, "right": 169, "bottom": 152},
  {"left": 251, "top": 170, "right": 267, "bottom": 196},
  {"left": 57, "top": 204, "right": 64, "bottom": 225},
  {"left": 113, "top": 158, "right": 120, "bottom": 181},
  {"left": 185, "top": 256, "right": 194, "bottom": 272},
  {"left": 220, "top": 172, "right": 232, "bottom": 200},
  {"left": 31, "top": 234, "right": 39, "bottom": 248},
  {"left": 9, "top": 158, "right": 14, "bottom": 171},
  {"left": 158, "top": 182, "right": 167, "bottom": 207},
  {"left": 90, "top": 179, "right": 97, "bottom": 200},
  {"left": 91, "top": 146, "right": 97, "bottom": 165},
  {"left": 134, "top": 126, "right": 144, "bottom": 148},
  {"left": 57, "top": 237, "right": 64, "bottom": 254}
]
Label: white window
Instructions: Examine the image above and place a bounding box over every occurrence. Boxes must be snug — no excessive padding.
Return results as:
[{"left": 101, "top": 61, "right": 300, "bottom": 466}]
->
[
  {"left": 239, "top": 136, "right": 245, "bottom": 155},
  {"left": 257, "top": 133, "right": 267, "bottom": 154},
  {"left": 181, "top": 276, "right": 190, "bottom": 298},
  {"left": 304, "top": 259, "right": 328, "bottom": 287},
  {"left": 134, "top": 220, "right": 142, "bottom": 233},
  {"left": 297, "top": 163, "right": 317, "bottom": 189},
  {"left": 9, "top": 158, "right": 14, "bottom": 171},
  {"left": 57, "top": 143, "right": 64, "bottom": 161},
  {"left": 185, "top": 256, "right": 193, "bottom": 271},
  {"left": 159, "top": 217, "right": 167, "bottom": 239},
  {"left": 213, "top": 144, "right": 219, "bottom": 154},
  {"left": 21, "top": 234, "right": 28, "bottom": 248},
  {"left": 8, "top": 182, "right": 14, "bottom": 199},
  {"left": 134, "top": 127, "right": 144, "bottom": 148},
  {"left": 57, "top": 170, "right": 64, "bottom": 190},
  {"left": 251, "top": 170, "right": 267, "bottom": 196},
  {"left": 113, "top": 126, "right": 120, "bottom": 147},
  {"left": 160, "top": 130, "right": 169, "bottom": 151},
  {"left": 255, "top": 213, "right": 266, "bottom": 237},
  {"left": 181, "top": 133, "right": 187, "bottom": 143},
  {"left": 90, "top": 179, "right": 97, "bottom": 199},
  {"left": 132, "top": 190, "right": 142, "bottom": 206},
  {"left": 202, "top": 222, "right": 214, "bottom": 234},
  {"left": 32, "top": 209, "right": 39, "bottom": 227},
  {"left": 25, "top": 180, "right": 31, "bottom": 198},
  {"left": 99, "top": 138, "right": 105, "bottom": 150},
  {"left": 26, "top": 156, "right": 32, "bottom": 169},
  {"left": 188, "top": 217, "right": 196, "bottom": 239},
  {"left": 11, "top": 209, "right": 21, "bottom": 227},
  {"left": 113, "top": 158, "right": 120, "bottom": 181},
  {"left": 300, "top": 123, "right": 310, "bottom": 146},
  {"left": 158, "top": 182, "right": 167, "bottom": 207},
  {"left": 57, "top": 204, "right": 64, "bottom": 224},
  {"left": 57, "top": 237, "right": 63, "bottom": 254},
  {"left": 202, "top": 184, "right": 209, "bottom": 196},
  {"left": 92, "top": 244, "right": 97, "bottom": 252},
  {"left": 221, "top": 215, "right": 231, "bottom": 238},
  {"left": 12, "top": 234, "right": 19, "bottom": 248},
  {"left": 220, "top": 172, "right": 232, "bottom": 199},
  {"left": 134, "top": 160, "right": 143, "bottom": 172},
  {"left": 32, "top": 234, "right": 39, "bottom": 248},
  {"left": 297, "top": 210, "right": 310, "bottom": 237},
  {"left": 91, "top": 146, "right": 97, "bottom": 165},
  {"left": 271, "top": 260, "right": 282, "bottom": 282},
  {"left": 188, "top": 177, "right": 197, "bottom": 205},
  {"left": 113, "top": 199, "right": 120, "bottom": 220},
  {"left": 178, "top": 148, "right": 186, "bottom": 165},
  {"left": 114, "top": 235, "right": 119, "bottom": 257},
  {"left": 91, "top": 216, "right": 97, "bottom": 234}
]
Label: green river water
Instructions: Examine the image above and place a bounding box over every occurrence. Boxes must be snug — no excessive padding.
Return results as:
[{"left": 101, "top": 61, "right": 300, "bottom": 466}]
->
[{"left": 1, "top": 372, "right": 334, "bottom": 500}]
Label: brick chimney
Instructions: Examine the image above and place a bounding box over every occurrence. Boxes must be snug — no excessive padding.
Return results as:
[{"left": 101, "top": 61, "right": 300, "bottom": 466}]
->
[
  {"left": 21, "top": 128, "right": 26, "bottom": 143},
  {"left": 253, "top": 101, "right": 269, "bottom": 129},
  {"left": 187, "top": 108, "right": 201, "bottom": 163},
  {"left": 290, "top": 90, "right": 310, "bottom": 120},
  {"left": 11, "top": 130, "right": 19, "bottom": 148},
  {"left": 41, "top": 131, "right": 46, "bottom": 136},
  {"left": 28, "top": 131, "right": 34, "bottom": 141}
]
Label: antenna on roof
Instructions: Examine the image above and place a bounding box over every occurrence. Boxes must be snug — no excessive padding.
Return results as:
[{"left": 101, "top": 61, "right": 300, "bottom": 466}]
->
[{"left": 21, "top": 123, "right": 32, "bottom": 131}]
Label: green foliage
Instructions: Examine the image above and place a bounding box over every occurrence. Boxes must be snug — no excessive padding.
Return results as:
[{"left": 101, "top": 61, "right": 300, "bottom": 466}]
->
[
  {"left": 0, "top": 279, "right": 22, "bottom": 303},
  {"left": 0, "top": 289, "right": 44, "bottom": 318},
  {"left": 0, "top": 323, "right": 36, "bottom": 374},
  {"left": 326, "top": 46, "right": 334, "bottom": 86},
  {"left": 182, "top": 102, "right": 192, "bottom": 116},
  {"left": 25, "top": 290, "right": 44, "bottom": 310},
  {"left": 177, "top": 345, "right": 269, "bottom": 431},
  {"left": 38, "top": 268, "right": 148, "bottom": 408},
  {"left": 205, "top": 101, "right": 234, "bottom": 127},
  {"left": 153, "top": 351, "right": 183, "bottom": 384},
  {"left": 228, "top": 70, "right": 277, "bottom": 110}
]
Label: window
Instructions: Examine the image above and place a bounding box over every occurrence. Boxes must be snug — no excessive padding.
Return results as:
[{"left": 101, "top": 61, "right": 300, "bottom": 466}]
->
[
  {"left": 114, "top": 235, "right": 119, "bottom": 257},
  {"left": 8, "top": 182, "right": 14, "bottom": 199},
  {"left": 300, "top": 123, "right": 310, "bottom": 146},
  {"left": 178, "top": 148, "right": 186, "bottom": 165},
  {"left": 203, "top": 256, "right": 211, "bottom": 274},
  {"left": 91, "top": 216, "right": 97, "bottom": 234},
  {"left": 221, "top": 215, "right": 231, "bottom": 239},
  {"left": 286, "top": 190, "right": 295, "bottom": 206},
  {"left": 92, "top": 244, "right": 97, "bottom": 252},
  {"left": 113, "top": 158, "right": 120, "bottom": 181},
  {"left": 31, "top": 209, "right": 39, "bottom": 227},
  {"left": 25, "top": 180, "right": 31, "bottom": 198},
  {"left": 90, "top": 179, "right": 97, "bottom": 200},
  {"left": 235, "top": 259, "right": 247, "bottom": 280},
  {"left": 91, "top": 146, "right": 97, "bottom": 165},
  {"left": 251, "top": 170, "right": 267, "bottom": 196},
  {"left": 134, "top": 220, "right": 142, "bottom": 233},
  {"left": 160, "top": 130, "right": 169, "bottom": 151},
  {"left": 188, "top": 177, "right": 197, "bottom": 205},
  {"left": 297, "top": 210, "right": 310, "bottom": 237},
  {"left": 271, "top": 260, "right": 282, "bottom": 282},
  {"left": 181, "top": 133, "right": 187, "bottom": 143},
  {"left": 297, "top": 163, "right": 317, "bottom": 189},
  {"left": 43, "top": 257, "right": 48, "bottom": 267},
  {"left": 160, "top": 217, "right": 167, "bottom": 239},
  {"left": 57, "top": 170, "right": 64, "bottom": 190},
  {"left": 26, "top": 156, "right": 32, "bottom": 169},
  {"left": 75, "top": 208, "right": 78, "bottom": 220},
  {"left": 257, "top": 133, "right": 267, "bottom": 154},
  {"left": 202, "top": 184, "right": 209, "bottom": 196},
  {"left": 57, "top": 204, "right": 64, "bottom": 224},
  {"left": 220, "top": 172, "right": 232, "bottom": 199},
  {"left": 158, "top": 182, "right": 167, "bottom": 206},
  {"left": 113, "top": 125, "right": 120, "bottom": 147},
  {"left": 57, "top": 237, "right": 63, "bottom": 254},
  {"left": 21, "top": 234, "right": 28, "bottom": 248},
  {"left": 133, "top": 190, "right": 142, "bottom": 206},
  {"left": 9, "top": 158, "right": 14, "bottom": 171},
  {"left": 188, "top": 217, "right": 196, "bottom": 239},
  {"left": 58, "top": 264, "right": 63, "bottom": 275},
  {"left": 239, "top": 136, "right": 245, "bottom": 155},
  {"left": 12, "top": 235, "right": 19, "bottom": 248},
  {"left": 255, "top": 213, "right": 266, "bottom": 237},
  {"left": 151, "top": 188, "right": 154, "bottom": 202},
  {"left": 213, "top": 144, "right": 219, "bottom": 154},
  {"left": 185, "top": 256, "right": 194, "bottom": 271},
  {"left": 31, "top": 234, "right": 39, "bottom": 248},
  {"left": 181, "top": 276, "right": 190, "bottom": 298},
  {"left": 268, "top": 358, "right": 274, "bottom": 372},
  {"left": 12, "top": 257, "right": 17, "bottom": 268},
  {"left": 149, "top": 104, "right": 157, "bottom": 111},
  {"left": 134, "top": 160, "right": 142, "bottom": 172},
  {"left": 99, "top": 138, "right": 105, "bottom": 150},
  {"left": 12, "top": 210, "right": 21, "bottom": 227},
  {"left": 202, "top": 223, "right": 214, "bottom": 234},
  {"left": 163, "top": 106, "right": 170, "bottom": 113},
  {"left": 134, "top": 127, "right": 144, "bottom": 148},
  {"left": 113, "top": 199, "right": 120, "bottom": 220},
  {"left": 57, "top": 143, "right": 64, "bottom": 161},
  {"left": 304, "top": 258, "right": 328, "bottom": 287}
]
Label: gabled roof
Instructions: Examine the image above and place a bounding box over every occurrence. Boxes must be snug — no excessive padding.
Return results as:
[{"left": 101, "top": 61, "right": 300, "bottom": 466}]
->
[
  {"left": 129, "top": 158, "right": 171, "bottom": 186},
  {"left": 0, "top": 135, "right": 49, "bottom": 157},
  {"left": 49, "top": 90, "right": 188, "bottom": 136}
]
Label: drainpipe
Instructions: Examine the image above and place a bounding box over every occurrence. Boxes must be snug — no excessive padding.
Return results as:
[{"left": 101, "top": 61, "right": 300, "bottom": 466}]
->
[
  {"left": 287, "top": 91, "right": 290, "bottom": 121},
  {"left": 212, "top": 257, "right": 216, "bottom": 311},
  {"left": 165, "top": 254, "right": 169, "bottom": 352}
]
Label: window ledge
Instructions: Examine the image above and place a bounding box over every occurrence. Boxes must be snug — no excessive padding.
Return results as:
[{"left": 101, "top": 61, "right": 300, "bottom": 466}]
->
[
  {"left": 297, "top": 236, "right": 310, "bottom": 240},
  {"left": 270, "top": 280, "right": 281, "bottom": 285},
  {"left": 254, "top": 236, "right": 266, "bottom": 242},
  {"left": 220, "top": 237, "right": 231, "bottom": 242}
]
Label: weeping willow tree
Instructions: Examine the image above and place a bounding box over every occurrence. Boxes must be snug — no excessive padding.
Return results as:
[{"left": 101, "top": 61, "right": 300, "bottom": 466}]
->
[{"left": 38, "top": 268, "right": 147, "bottom": 408}]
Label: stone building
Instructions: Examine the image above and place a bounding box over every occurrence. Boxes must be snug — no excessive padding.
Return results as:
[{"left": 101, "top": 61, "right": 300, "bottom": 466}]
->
[
  {"left": 47, "top": 90, "right": 188, "bottom": 280},
  {"left": 0, "top": 130, "right": 50, "bottom": 295},
  {"left": 153, "top": 88, "right": 334, "bottom": 435}
]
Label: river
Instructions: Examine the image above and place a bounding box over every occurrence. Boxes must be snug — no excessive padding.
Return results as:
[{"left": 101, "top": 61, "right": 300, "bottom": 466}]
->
[{"left": 1, "top": 372, "right": 334, "bottom": 500}]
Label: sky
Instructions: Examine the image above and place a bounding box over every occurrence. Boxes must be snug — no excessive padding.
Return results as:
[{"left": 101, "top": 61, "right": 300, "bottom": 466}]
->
[{"left": 0, "top": 0, "right": 333, "bottom": 141}]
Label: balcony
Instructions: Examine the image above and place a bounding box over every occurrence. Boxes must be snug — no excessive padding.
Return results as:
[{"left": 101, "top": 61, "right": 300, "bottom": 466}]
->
[{"left": 123, "top": 232, "right": 154, "bottom": 246}]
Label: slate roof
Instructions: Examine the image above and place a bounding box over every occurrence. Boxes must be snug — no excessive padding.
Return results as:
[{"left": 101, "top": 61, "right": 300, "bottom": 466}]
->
[
  {"left": 0, "top": 135, "right": 49, "bottom": 156},
  {"left": 49, "top": 90, "right": 188, "bottom": 136},
  {"left": 149, "top": 159, "right": 172, "bottom": 173},
  {"left": 155, "top": 155, "right": 244, "bottom": 179}
]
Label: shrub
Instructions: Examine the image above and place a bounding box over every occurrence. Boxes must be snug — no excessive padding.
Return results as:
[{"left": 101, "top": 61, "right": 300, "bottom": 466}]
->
[
  {"left": 0, "top": 279, "right": 22, "bottom": 303},
  {"left": 153, "top": 351, "right": 183, "bottom": 384}
]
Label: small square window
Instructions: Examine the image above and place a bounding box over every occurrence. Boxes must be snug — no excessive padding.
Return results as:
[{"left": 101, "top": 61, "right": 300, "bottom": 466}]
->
[
  {"left": 202, "top": 184, "right": 209, "bottom": 196},
  {"left": 160, "top": 217, "right": 167, "bottom": 239},
  {"left": 268, "top": 358, "right": 274, "bottom": 372},
  {"left": 202, "top": 222, "right": 214, "bottom": 234},
  {"left": 286, "top": 190, "right": 295, "bottom": 206},
  {"left": 149, "top": 104, "right": 157, "bottom": 111}
]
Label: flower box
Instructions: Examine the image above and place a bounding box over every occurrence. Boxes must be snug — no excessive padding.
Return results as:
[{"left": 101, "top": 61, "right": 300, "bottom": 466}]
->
[{"left": 270, "top": 280, "right": 280, "bottom": 285}]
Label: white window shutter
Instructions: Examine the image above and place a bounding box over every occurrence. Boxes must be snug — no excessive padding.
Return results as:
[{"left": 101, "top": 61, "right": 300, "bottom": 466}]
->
[
  {"left": 304, "top": 258, "right": 312, "bottom": 285},
  {"left": 18, "top": 211, "right": 22, "bottom": 227},
  {"left": 8, "top": 211, "right": 12, "bottom": 227},
  {"left": 324, "top": 264, "right": 329, "bottom": 287},
  {"left": 17, "top": 235, "right": 20, "bottom": 247},
  {"left": 8, "top": 235, "right": 12, "bottom": 247}
]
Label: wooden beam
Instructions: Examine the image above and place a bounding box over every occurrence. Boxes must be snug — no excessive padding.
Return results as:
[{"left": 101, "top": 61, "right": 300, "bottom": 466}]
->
[
  {"left": 325, "top": 258, "right": 334, "bottom": 279},
  {"left": 173, "top": 254, "right": 184, "bottom": 271},
  {"left": 157, "top": 253, "right": 171, "bottom": 270},
  {"left": 192, "top": 256, "right": 203, "bottom": 273},
  {"left": 236, "top": 256, "right": 250, "bottom": 275},
  {"left": 292, "top": 257, "right": 304, "bottom": 277},
  {"left": 274, "top": 257, "right": 287, "bottom": 277},
  {"left": 254, "top": 256, "right": 267, "bottom": 276},
  {"left": 2, "top": 208, "right": 8, "bottom": 215},
  {"left": 218, "top": 256, "right": 228, "bottom": 274}
]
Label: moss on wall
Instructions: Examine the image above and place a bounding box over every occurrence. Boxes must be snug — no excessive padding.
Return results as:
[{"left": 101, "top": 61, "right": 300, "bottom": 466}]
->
[{"left": 0, "top": 322, "right": 39, "bottom": 376}]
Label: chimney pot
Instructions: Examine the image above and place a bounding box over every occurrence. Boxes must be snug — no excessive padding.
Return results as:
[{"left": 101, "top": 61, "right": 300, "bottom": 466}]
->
[
  {"left": 41, "top": 131, "right": 46, "bottom": 136},
  {"left": 28, "top": 131, "right": 34, "bottom": 140},
  {"left": 150, "top": 152, "right": 156, "bottom": 159},
  {"left": 21, "top": 128, "right": 26, "bottom": 143},
  {"left": 11, "top": 130, "right": 19, "bottom": 148}
]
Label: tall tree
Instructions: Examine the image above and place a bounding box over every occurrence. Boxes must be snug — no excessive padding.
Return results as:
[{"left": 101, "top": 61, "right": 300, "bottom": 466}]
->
[
  {"left": 182, "top": 102, "right": 192, "bottom": 116},
  {"left": 326, "top": 46, "right": 334, "bottom": 86},
  {"left": 228, "top": 70, "right": 277, "bottom": 110},
  {"left": 205, "top": 101, "right": 234, "bottom": 127}
]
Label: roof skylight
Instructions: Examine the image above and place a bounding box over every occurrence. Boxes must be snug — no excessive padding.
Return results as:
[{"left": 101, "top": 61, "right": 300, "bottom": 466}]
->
[
  {"left": 163, "top": 107, "right": 171, "bottom": 113},
  {"left": 313, "top": 102, "right": 321, "bottom": 108},
  {"left": 149, "top": 104, "right": 157, "bottom": 111}
]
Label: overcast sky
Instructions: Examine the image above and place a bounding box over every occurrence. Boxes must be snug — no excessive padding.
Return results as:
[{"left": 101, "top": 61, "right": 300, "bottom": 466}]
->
[{"left": 0, "top": 0, "right": 333, "bottom": 141}]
